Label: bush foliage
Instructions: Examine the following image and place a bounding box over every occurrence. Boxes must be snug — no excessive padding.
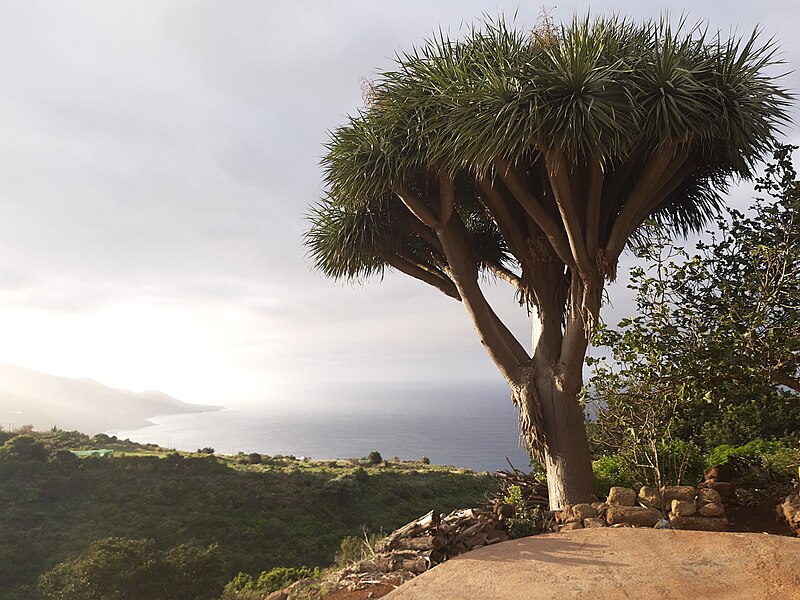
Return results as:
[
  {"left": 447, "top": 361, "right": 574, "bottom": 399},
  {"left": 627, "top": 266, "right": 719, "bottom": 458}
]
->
[{"left": 0, "top": 429, "right": 495, "bottom": 600}]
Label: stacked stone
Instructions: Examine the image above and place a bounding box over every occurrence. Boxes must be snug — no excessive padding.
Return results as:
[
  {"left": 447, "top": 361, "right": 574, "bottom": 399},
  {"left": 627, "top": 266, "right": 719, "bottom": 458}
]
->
[
  {"left": 701, "top": 464, "right": 736, "bottom": 504},
  {"left": 665, "top": 485, "right": 728, "bottom": 531},
  {"left": 780, "top": 493, "right": 800, "bottom": 535},
  {"left": 556, "top": 483, "right": 730, "bottom": 531}
]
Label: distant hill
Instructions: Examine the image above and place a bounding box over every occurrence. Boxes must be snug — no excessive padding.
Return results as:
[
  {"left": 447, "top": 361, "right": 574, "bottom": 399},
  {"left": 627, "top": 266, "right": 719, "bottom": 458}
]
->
[{"left": 0, "top": 362, "right": 221, "bottom": 433}]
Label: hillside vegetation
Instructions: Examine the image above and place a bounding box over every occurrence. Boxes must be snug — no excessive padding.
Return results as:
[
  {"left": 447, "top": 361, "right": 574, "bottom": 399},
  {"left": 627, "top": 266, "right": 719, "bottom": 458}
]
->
[{"left": 0, "top": 429, "right": 497, "bottom": 600}]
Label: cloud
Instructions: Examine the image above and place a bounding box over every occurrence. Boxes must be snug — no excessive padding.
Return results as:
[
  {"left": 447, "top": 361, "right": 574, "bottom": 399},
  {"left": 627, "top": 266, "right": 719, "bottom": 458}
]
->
[{"left": 0, "top": 0, "right": 796, "bottom": 405}]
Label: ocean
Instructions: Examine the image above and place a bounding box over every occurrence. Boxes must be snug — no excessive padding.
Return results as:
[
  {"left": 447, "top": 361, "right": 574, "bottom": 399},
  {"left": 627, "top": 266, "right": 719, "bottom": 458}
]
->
[{"left": 110, "top": 381, "right": 531, "bottom": 472}]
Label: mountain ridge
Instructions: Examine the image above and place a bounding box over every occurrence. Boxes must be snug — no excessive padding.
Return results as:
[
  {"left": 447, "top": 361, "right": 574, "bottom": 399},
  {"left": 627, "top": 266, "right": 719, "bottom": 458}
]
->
[{"left": 0, "top": 362, "right": 222, "bottom": 433}]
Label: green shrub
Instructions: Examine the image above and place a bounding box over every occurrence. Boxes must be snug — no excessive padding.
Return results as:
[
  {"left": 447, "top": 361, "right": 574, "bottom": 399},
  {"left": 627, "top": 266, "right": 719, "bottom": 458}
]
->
[
  {"left": 704, "top": 440, "right": 800, "bottom": 479},
  {"left": 656, "top": 439, "right": 704, "bottom": 486},
  {"left": 365, "top": 451, "right": 383, "bottom": 465},
  {"left": 334, "top": 535, "right": 374, "bottom": 567},
  {"left": 502, "top": 485, "right": 542, "bottom": 538},
  {"left": 352, "top": 467, "right": 368, "bottom": 484},
  {"left": 761, "top": 446, "right": 800, "bottom": 478},
  {"left": 38, "top": 537, "right": 227, "bottom": 600},
  {"left": 0, "top": 435, "right": 48, "bottom": 462},
  {"left": 704, "top": 439, "right": 786, "bottom": 468},
  {"left": 592, "top": 454, "right": 638, "bottom": 497},
  {"left": 256, "top": 566, "right": 320, "bottom": 594},
  {"left": 322, "top": 474, "right": 360, "bottom": 500},
  {"left": 220, "top": 572, "right": 258, "bottom": 600}
]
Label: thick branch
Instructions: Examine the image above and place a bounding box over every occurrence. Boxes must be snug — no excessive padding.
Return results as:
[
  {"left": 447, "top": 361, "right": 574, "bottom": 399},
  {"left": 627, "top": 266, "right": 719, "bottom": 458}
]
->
[
  {"left": 393, "top": 185, "right": 439, "bottom": 229},
  {"left": 495, "top": 159, "right": 576, "bottom": 271},
  {"left": 435, "top": 207, "right": 530, "bottom": 379},
  {"left": 605, "top": 144, "right": 679, "bottom": 259},
  {"left": 546, "top": 149, "right": 592, "bottom": 277},
  {"left": 477, "top": 178, "right": 532, "bottom": 271},
  {"left": 644, "top": 156, "right": 699, "bottom": 217},
  {"left": 383, "top": 253, "right": 460, "bottom": 300},
  {"left": 558, "top": 278, "right": 596, "bottom": 394},
  {"left": 630, "top": 151, "right": 692, "bottom": 228},
  {"left": 530, "top": 260, "right": 568, "bottom": 369},
  {"left": 585, "top": 159, "right": 604, "bottom": 257},
  {"left": 486, "top": 261, "right": 524, "bottom": 292},
  {"left": 438, "top": 170, "right": 454, "bottom": 225},
  {"left": 399, "top": 210, "right": 445, "bottom": 255}
]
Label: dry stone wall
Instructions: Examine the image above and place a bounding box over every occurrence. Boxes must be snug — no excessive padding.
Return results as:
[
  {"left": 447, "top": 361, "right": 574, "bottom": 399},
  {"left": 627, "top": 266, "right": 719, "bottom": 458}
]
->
[{"left": 557, "top": 483, "right": 730, "bottom": 532}]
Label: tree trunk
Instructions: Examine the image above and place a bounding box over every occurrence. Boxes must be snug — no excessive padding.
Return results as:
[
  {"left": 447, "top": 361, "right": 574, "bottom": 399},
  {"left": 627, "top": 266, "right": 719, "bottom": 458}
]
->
[
  {"left": 516, "top": 276, "right": 600, "bottom": 510},
  {"left": 538, "top": 380, "right": 596, "bottom": 508},
  {"left": 515, "top": 374, "right": 596, "bottom": 509}
]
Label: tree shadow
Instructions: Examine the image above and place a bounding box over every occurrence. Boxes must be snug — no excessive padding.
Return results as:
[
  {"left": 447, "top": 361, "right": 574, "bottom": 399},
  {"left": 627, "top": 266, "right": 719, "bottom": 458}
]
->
[{"left": 462, "top": 536, "right": 629, "bottom": 568}]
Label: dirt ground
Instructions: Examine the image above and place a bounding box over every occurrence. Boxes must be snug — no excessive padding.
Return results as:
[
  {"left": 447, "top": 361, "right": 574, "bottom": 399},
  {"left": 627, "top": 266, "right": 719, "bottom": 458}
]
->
[{"left": 383, "top": 528, "right": 800, "bottom": 600}]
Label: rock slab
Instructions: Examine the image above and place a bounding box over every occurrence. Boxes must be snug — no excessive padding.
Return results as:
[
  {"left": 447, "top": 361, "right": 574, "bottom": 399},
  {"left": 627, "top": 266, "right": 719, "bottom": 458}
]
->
[{"left": 606, "top": 506, "right": 661, "bottom": 528}]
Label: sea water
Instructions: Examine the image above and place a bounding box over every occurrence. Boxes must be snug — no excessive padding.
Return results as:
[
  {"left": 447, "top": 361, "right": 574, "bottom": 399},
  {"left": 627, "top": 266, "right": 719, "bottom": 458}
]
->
[{"left": 111, "top": 381, "right": 531, "bottom": 472}]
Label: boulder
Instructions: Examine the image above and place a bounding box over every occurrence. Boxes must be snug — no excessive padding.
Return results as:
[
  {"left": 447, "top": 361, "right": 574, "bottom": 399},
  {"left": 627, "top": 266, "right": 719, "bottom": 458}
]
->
[
  {"left": 607, "top": 487, "right": 637, "bottom": 506},
  {"left": 606, "top": 506, "right": 661, "bottom": 528},
  {"left": 573, "top": 503, "right": 598, "bottom": 520},
  {"left": 583, "top": 517, "right": 608, "bottom": 528},
  {"left": 698, "top": 502, "right": 725, "bottom": 517},
  {"left": 703, "top": 480, "right": 735, "bottom": 499},
  {"left": 704, "top": 463, "right": 734, "bottom": 482},
  {"left": 662, "top": 486, "right": 696, "bottom": 506},
  {"left": 555, "top": 505, "right": 574, "bottom": 524},
  {"left": 696, "top": 488, "right": 722, "bottom": 506},
  {"left": 780, "top": 494, "right": 800, "bottom": 528},
  {"left": 638, "top": 486, "right": 663, "bottom": 510},
  {"left": 669, "top": 514, "right": 728, "bottom": 531},
  {"left": 671, "top": 499, "right": 696, "bottom": 517}
]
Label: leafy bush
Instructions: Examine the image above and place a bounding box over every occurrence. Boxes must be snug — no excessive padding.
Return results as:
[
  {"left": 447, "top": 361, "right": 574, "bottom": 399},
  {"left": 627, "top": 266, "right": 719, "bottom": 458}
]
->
[
  {"left": 0, "top": 435, "right": 48, "bottom": 462},
  {"left": 322, "top": 474, "right": 361, "bottom": 500},
  {"left": 705, "top": 440, "right": 800, "bottom": 479},
  {"left": 592, "top": 454, "right": 638, "bottom": 497},
  {"left": 38, "top": 537, "right": 227, "bottom": 600},
  {"left": 1, "top": 430, "right": 497, "bottom": 597},
  {"left": 353, "top": 467, "right": 368, "bottom": 483},
  {"left": 334, "top": 533, "right": 378, "bottom": 567},
  {"left": 761, "top": 447, "right": 800, "bottom": 478},
  {"left": 502, "top": 484, "right": 543, "bottom": 538},
  {"left": 220, "top": 572, "right": 259, "bottom": 600},
  {"left": 221, "top": 566, "right": 320, "bottom": 599},
  {"left": 705, "top": 440, "right": 784, "bottom": 468},
  {"left": 364, "top": 451, "right": 383, "bottom": 465},
  {"left": 257, "top": 566, "right": 320, "bottom": 593}
]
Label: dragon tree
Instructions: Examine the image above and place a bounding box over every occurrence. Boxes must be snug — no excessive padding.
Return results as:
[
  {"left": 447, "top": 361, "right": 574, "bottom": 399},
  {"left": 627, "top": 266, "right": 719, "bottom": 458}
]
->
[{"left": 305, "top": 16, "right": 791, "bottom": 508}]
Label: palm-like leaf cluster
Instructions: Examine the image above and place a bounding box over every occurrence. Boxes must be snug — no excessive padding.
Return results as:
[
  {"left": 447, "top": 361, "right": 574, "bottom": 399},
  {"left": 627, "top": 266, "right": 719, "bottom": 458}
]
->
[{"left": 307, "top": 14, "right": 791, "bottom": 288}]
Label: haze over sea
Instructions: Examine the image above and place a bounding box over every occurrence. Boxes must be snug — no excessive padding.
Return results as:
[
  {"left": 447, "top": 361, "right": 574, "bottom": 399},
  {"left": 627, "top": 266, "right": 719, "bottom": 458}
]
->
[{"left": 111, "top": 381, "right": 530, "bottom": 473}]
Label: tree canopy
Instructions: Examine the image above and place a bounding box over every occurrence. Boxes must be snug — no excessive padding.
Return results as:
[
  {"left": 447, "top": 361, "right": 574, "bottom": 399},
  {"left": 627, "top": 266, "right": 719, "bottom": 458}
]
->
[
  {"left": 305, "top": 14, "right": 791, "bottom": 507},
  {"left": 309, "top": 16, "right": 790, "bottom": 289}
]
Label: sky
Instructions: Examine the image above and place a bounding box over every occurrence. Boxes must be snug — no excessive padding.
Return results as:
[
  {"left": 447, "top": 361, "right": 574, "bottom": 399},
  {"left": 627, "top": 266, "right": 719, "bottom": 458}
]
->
[{"left": 0, "top": 1, "right": 798, "bottom": 408}]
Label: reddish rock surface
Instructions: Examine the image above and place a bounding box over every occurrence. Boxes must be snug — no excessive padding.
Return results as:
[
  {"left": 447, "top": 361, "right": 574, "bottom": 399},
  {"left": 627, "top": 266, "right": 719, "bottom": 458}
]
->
[{"left": 384, "top": 529, "right": 800, "bottom": 599}]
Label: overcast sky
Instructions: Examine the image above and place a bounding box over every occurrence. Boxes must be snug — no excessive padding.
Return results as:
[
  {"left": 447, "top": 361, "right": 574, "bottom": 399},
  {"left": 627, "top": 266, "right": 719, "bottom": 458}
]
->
[{"left": 0, "top": 1, "right": 798, "bottom": 408}]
